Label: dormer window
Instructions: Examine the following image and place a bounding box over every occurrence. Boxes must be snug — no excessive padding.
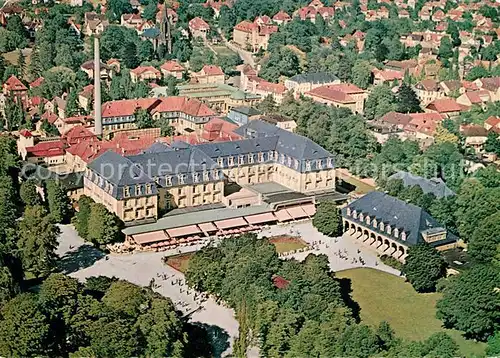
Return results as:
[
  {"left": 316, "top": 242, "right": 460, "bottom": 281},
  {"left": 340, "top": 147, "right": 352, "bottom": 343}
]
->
[
  {"left": 193, "top": 172, "right": 199, "bottom": 183},
  {"left": 135, "top": 185, "right": 141, "bottom": 196},
  {"left": 394, "top": 228, "right": 399, "bottom": 238},
  {"left": 401, "top": 232, "right": 406, "bottom": 241},
  {"left": 379, "top": 222, "right": 384, "bottom": 231},
  {"left": 359, "top": 213, "right": 364, "bottom": 222},
  {"left": 124, "top": 186, "right": 130, "bottom": 197},
  {"left": 287, "top": 156, "right": 292, "bottom": 167},
  {"left": 146, "top": 183, "right": 152, "bottom": 194},
  {"left": 178, "top": 174, "right": 185, "bottom": 184},
  {"left": 166, "top": 176, "right": 172, "bottom": 186},
  {"left": 386, "top": 224, "right": 391, "bottom": 235},
  {"left": 294, "top": 159, "right": 299, "bottom": 170},
  {"left": 217, "top": 157, "right": 223, "bottom": 166},
  {"left": 306, "top": 160, "right": 311, "bottom": 171},
  {"left": 327, "top": 158, "right": 333, "bottom": 168},
  {"left": 268, "top": 151, "right": 274, "bottom": 161},
  {"left": 228, "top": 156, "right": 234, "bottom": 166},
  {"left": 353, "top": 210, "right": 357, "bottom": 219},
  {"left": 238, "top": 155, "right": 244, "bottom": 165},
  {"left": 258, "top": 152, "right": 264, "bottom": 162},
  {"left": 203, "top": 171, "right": 209, "bottom": 181},
  {"left": 280, "top": 154, "right": 285, "bottom": 164},
  {"left": 213, "top": 169, "right": 219, "bottom": 179},
  {"left": 365, "top": 215, "right": 370, "bottom": 225},
  {"left": 317, "top": 160, "right": 323, "bottom": 169},
  {"left": 347, "top": 207, "right": 351, "bottom": 216},
  {"left": 372, "top": 219, "right": 377, "bottom": 228},
  {"left": 248, "top": 154, "right": 254, "bottom": 163}
]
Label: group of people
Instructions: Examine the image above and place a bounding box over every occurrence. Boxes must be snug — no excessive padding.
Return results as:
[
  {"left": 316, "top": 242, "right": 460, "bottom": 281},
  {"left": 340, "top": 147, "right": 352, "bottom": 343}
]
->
[{"left": 150, "top": 273, "right": 209, "bottom": 311}]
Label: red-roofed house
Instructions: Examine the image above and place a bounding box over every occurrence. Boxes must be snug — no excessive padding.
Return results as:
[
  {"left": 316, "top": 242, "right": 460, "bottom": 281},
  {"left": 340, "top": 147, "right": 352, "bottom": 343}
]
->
[
  {"left": 460, "top": 124, "right": 489, "bottom": 153},
  {"left": 192, "top": 65, "right": 225, "bottom": 84},
  {"left": 456, "top": 90, "right": 492, "bottom": 108},
  {"left": 201, "top": 117, "right": 241, "bottom": 142},
  {"left": 272, "top": 275, "right": 290, "bottom": 289},
  {"left": 3, "top": 75, "right": 28, "bottom": 106},
  {"left": 474, "top": 77, "right": 500, "bottom": 101},
  {"left": 23, "top": 140, "right": 66, "bottom": 165},
  {"left": 484, "top": 116, "right": 500, "bottom": 134},
  {"left": 304, "top": 83, "right": 367, "bottom": 113},
  {"left": 425, "top": 98, "right": 469, "bottom": 118},
  {"left": 272, "top": 10, "right": 291, "bottom": 25},
  {"left": 160, "top": 60, "right": 185, "bottom": 79},
  {"left": 63, "top": 125, "right": 97, "bottom": 146},
  {"left": 78, "top": 84, "right": 94, "bottom": 111},
  {"left": 404, "top": 112, "right": 445, "bottom": 140},
  {"left": 29, "top": 77, "right": 45, "bottom": 89},
  {"left": 151, "top": 96, "right": 215, "bottom": 134},
  {"left": 130, "top": 66, "right": 161, "bottom": 83},
  {"left": 233, "top": 20, "right": 278, "bottom": 52},
  {"left": 188, "top": 17, "right": 210, "bottom": 39},
  {"left": 372, "top": 68, "right": 404, "bottom": 85},
  {"left": 414, "top": 79, "right": 445, "bottom": 104},
  {"left": 101, "top": 98, "right": 161, "bottom": 131}
]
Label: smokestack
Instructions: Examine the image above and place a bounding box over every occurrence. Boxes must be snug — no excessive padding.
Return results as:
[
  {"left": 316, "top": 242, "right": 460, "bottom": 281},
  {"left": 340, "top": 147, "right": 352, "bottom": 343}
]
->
[{"left": 94, "top": 35, "right": 102, "bottom": 136}]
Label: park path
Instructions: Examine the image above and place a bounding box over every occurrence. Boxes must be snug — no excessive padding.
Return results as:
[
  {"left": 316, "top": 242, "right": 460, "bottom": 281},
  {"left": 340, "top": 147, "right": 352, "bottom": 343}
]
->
[{"left": 56, "top": 225, "right": 238, "bottom": 357}]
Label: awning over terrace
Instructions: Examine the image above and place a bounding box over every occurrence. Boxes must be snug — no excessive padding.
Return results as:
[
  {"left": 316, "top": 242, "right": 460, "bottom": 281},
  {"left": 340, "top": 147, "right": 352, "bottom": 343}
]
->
[
  {"left": 166, "top": 225, "right": 201, "bottom": 238},
  {"left": 214, "top": 217, "right": 248, "bottom": 230},
  {"left": 244, "top": 212, "right": 277, "bottom": 225}
]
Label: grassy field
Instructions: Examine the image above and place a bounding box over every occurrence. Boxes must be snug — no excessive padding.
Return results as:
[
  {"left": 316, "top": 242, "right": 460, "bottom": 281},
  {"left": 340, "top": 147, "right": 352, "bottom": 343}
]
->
[
  {"left": 213, "top": 45, "right": 237, "bottom": 57},
  {"left": 165, "top": 253, "right": 193, "bottom": 273},
  {"left": 268, "top": 236, "right": 308, "bottom": 254},
  {"left": 336, "top": 268, "right": 486, "bottom": 357}
]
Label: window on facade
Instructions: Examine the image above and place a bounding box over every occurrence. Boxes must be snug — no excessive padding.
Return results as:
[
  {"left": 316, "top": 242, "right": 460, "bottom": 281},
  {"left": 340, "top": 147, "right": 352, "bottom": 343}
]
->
[
  {"left": 372, "top": 219, "right": 377, "bottom": 228},
  {"left": 327, "top": 158, "right": 333, "bottom": 168},
  {"left": 280, "top": 154, "right": 285, "bottom": 164},
  {"left": 268, "top": 151, "right": 274, "bottom": 161},
  {"left": 359, "top": 213, "right": 364, "bottom": 222},
  {"left": 258, "top": 152, "right": 264, "bottom": 162},
  {"left": 353, "top": 210, "right": 357, "bottom": 219},
  {"left": 394, "top": 228, "right": 399, "bottom": 238},
  {"left": 287, "top": 156, "right": 292, "bottom": 167},
  {"left": 146, "top": 183, "right": 152, "bottom": 194},
  {"left": 178, "top": 174, "right": 185, "bottom": 184},
  {"left": 135, "top": 185, "right": 141, "bottom": 196},
  {"left": 228, "top": 156, "right": 234, "bottom": 166},
  {"left": 386, "top": 224, "right": 391, "bottom": 234},
  {"left": 379, "top": 222, "right": 384, "bottom": 231},
  {"left": 166, "top": 176, "right": 172, "bottom": 186},
  {"left": 217, "top": 157, "right": 223, "bottom": 166},
  {"left": 193, "top": 172, "right": 199, "bottom": 183},
  {"left": 305, "top": 160, "right": 311, "bottom": 171},
  {"left": 203, "top": 171, "right": 209, "bottom": 181},
  {"left": 213, "top": 170, "right": 219, "bottom": 179},
  {"left": 294, "top": 159, "right": 299, "bottom": 170},
  {"left": 248, "top": 154, "right": 254, "bottom": 163},
  {"left": 238, "top": 155, "right": 244, "bottom": 165},
  {"left": 365, "top": 216, "right": 370, "bottom": 225},
  {"left": 317, "top": 160, "right": 323, "bottom": 169},
  {"left": 401, "top": 232, "right": 406, "bottom": 241}
]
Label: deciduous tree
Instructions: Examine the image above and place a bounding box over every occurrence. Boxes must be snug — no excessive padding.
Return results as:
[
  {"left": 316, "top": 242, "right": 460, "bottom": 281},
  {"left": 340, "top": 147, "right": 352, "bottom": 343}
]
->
[
  {"left": 402, "top": 243, "right": 447, "bottom": 292},
  {"left": 312, "top": 202, "right": 342, "bottom": 237}
]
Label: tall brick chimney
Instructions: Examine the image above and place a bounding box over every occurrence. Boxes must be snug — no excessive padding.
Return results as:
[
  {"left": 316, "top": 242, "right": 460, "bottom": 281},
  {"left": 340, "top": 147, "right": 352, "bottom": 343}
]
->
[{"left": 94, "top": 35, "right": 103, "bottom": 136}]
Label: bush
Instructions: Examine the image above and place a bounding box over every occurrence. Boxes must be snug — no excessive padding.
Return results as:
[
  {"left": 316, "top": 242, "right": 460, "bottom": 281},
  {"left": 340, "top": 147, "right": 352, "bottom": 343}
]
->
[{"left": 379, "top": 255, "right": 403, "bottom": 270}]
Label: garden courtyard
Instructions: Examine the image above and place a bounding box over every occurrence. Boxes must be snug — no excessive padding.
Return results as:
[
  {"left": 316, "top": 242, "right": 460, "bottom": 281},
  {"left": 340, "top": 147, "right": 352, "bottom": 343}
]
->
[{"left": 337, "top": 268, "right": 486, "bottom": 357}]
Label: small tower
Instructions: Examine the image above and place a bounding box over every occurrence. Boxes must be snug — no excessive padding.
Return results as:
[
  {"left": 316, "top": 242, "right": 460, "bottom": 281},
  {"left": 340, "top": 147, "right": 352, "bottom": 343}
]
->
[{"left": 159, "top": 6, "right": 172, "bottom": 55}]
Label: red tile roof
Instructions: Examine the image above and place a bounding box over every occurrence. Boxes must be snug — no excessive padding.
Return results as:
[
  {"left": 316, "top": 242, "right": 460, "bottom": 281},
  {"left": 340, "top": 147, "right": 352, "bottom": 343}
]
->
[
  {"left": 189, "top": 17, "right": 210, "bottom": 30},
  {"left": 272, "top": 275, "right": 290, "bottom": 289},
  {"left": 26, "top": 140, "right": 65, "bottom": 157},
  {"left": 151, "top": 96, "right": 215, "bottom": 117},
  {"left": 379, "top": 111, "right": 412, "bottom": 126},
  {"left": 273, "top": 10, "right": 291, "bottom": 21},
  {"left": 131, "top": 66, "right": 161, "bottom": 76},
  {"left": 373, "top": 68, "right": 404, "bottom": 81},
  {"left": 102, "top": 98, "right": 160, "bottom": 118},
  {"left": 63, "top": 125, "right": 97, "bottom": 145},
  {"left": 256, "top": 80, "right": 286, "bottom": 94},
  {"left": 426, "top": 98, "right": 468, "bottom": 113},
  {"left": 4, "top": 75, "right": 27, "bottom": 91},
  {"left": 201, "top": 65, "right": 224, "bottom": 76},
  {"left": 29, "top": 77, "right": 45, "bottom": 88},
  {"left": 161, "top": 60, "right": 185, "bottom": 72},
  {"left": 234, "top": 20, "right": 257, "bottom": 33},
  {"left": 19, "top": 129, "right": 32, "bottom": 137},
  {"left": 41, "top": 111, "right": 59, "bottom": 124}
]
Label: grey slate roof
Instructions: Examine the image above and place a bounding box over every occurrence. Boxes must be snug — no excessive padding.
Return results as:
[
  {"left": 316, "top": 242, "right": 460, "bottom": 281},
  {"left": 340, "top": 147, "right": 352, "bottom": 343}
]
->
[
  {"left": 341, "top": 191, "right": 455, "bottom": 247},
  {"left": 142, "top": 142, "right": 172, "bottom": 154},
  {"left": 389, "top": 171, "right": 455, "bottom": 198},
  {"left": 230, "top": 106, "right": 261, "bottom": 116},
  {"left": 287, "top": 72, "right": 339, "bottom": 84}
]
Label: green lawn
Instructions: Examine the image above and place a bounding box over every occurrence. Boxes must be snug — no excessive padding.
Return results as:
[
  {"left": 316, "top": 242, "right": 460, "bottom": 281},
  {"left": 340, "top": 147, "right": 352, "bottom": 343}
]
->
[
  {"left": 213, "top": 45, "right": 237, "bottom": 57},
  {"left": 336, "top": 268, "right": 486, "bottom": 357},
  {"left": 268, "top": 236, "right": 308, "bottom": 254}
]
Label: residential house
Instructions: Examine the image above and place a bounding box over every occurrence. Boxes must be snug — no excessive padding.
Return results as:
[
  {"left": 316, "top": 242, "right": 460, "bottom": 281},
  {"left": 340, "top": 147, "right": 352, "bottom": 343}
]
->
[
  {"left": 456, "top": 90, "right": 492, "bottom": 109},
  {"left": 474, "top": 77, "right": 500, "bottom": 101},
  {"left": 78, "top": 84, "right": 94, "bottom": 111},
  {"left": 260, "top": 114, "right": 297, "bottom": 132},
  {"left": 130, "top": 66, "right": 162, "bottom": 83},
  {"left": 284, "top": 72, "right": 340, "bottom": 98},
  {"left": 414, "top": 79, "right": 445, "bottom": 105},
  {"left": 304, "top": 83, "right": 367, "bottom": 114},
  {"left": 160, "top": 60, "right": 185, "bottom": 79},
  {"left": 83, "top": 12, "right": 109, "bottom": 35},
  {"left": 484, "top": 116, "right": 500, "bottom": 134},
  {"left": 425, "top": 98, "right": 468, "bottom": 118},
  {"left": 188, "top": 17, "right": 210, "bottom": 39},
  {"left": 233, "top": 20, "right": 278, "bottom": 52},
  {"left": 372, "top": 68, "right": 404, "bottom": 86},
  {"left": 192, "top": 65, "right": 225, "bottom": 85},
  {"left": 2, "top": 75, "right": 28, "bottom": 106},
  {"left": 272, "top": 10, "right": 291, "bottom": 25},
  {"left": 460, "top": 124, "right": 489, "bottom": 153},
  {"left": 101, "top": 98, "right": 160, "bottom": 132},
  {"left": 80, "top": 60, "right": 114, "bottom": 81}
]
